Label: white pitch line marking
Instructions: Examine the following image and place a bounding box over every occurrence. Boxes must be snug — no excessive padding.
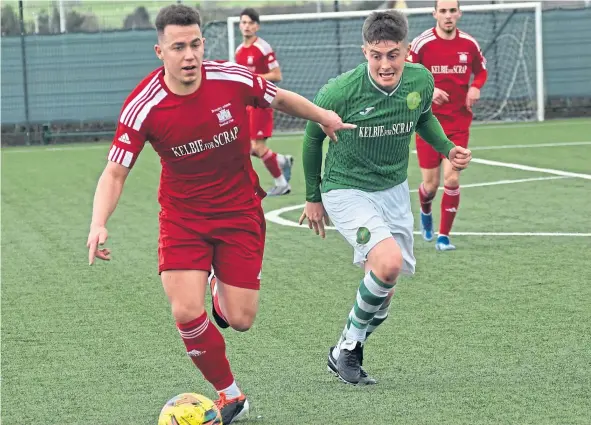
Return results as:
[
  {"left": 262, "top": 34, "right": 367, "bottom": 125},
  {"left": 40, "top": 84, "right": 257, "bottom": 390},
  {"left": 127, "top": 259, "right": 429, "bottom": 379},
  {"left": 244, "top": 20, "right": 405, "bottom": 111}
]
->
[
  {"left": 460, "top": 176, "right": 567, "bottom": 188},
  {"left": 471, "top": 120, "right": 591, "bottom": 130},
  {"left": 265, "top": 176, "right": 589, "bottom": 236},
  {"left": 2, "top": 144, "right": 108, "bottom": 153},
  {"left": 469, "top": 141, "right": 591, "bottom": 150},
  {"left": 470, "top": 158, "right": 591, "bottom": 180},
  {"left": 409, "top": 141, "right": 591, "bottom": 155}
]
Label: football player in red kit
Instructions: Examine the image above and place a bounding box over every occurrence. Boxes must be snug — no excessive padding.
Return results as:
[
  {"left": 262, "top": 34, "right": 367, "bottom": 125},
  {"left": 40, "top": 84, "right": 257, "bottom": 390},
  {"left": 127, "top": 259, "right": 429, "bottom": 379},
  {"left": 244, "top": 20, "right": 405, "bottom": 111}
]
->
[
  {"left": 235, "top": 8, "right": 293, "bottom": 196},
  {"left": 408, "top": 0, "right": 487, "bottom": 250},
  {"left": 86, "top": 5, "right": 354, "bottom": 424}
]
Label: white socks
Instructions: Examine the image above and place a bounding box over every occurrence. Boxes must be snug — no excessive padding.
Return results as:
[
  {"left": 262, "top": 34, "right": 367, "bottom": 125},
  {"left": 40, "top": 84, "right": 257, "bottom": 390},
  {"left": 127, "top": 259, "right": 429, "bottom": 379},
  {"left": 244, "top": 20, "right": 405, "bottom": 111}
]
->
[
  {"left": 273, "top": 175, "right": 288, "bottom": 187},
  {"left": 218, "top": 380, "right": 241, "bottom": 399}
]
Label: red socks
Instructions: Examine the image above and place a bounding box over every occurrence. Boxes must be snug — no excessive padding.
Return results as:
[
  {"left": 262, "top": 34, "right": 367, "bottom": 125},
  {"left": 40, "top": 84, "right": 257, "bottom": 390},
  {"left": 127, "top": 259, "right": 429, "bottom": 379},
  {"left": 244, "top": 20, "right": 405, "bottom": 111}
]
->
[
  {"left": 177, "top": 312, "right": 235, "bottom": 391},
  {"left": 261, "top": 149, "right": 282, "bottom": 178},
  {"left": 440, "top": 185, "right": 460, "bottom": 236}
]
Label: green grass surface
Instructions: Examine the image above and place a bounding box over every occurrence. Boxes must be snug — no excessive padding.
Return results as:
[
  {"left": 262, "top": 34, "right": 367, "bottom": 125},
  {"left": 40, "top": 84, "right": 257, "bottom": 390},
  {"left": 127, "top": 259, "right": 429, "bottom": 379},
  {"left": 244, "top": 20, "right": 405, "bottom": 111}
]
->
[{"left": 2, "top": 118, "right": 591, "bottom": 424}]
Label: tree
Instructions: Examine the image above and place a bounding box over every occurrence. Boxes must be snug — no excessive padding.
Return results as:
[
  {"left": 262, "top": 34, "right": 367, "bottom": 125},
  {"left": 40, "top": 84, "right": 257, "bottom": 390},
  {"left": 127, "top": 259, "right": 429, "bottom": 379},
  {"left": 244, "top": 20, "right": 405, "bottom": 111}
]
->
[
  {"left": 123, "top": 6, "right": 152, "bottom": 30},
  {"left": 1, "top": 4, "right": 20, "bottom": 36}
]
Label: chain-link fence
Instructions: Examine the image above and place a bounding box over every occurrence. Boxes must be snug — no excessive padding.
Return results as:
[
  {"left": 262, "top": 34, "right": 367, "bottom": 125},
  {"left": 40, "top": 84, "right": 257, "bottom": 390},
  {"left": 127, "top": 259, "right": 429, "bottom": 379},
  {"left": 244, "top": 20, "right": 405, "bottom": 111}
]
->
[{"left": 2, "top": 1, "right": 590, "bottom": 145}]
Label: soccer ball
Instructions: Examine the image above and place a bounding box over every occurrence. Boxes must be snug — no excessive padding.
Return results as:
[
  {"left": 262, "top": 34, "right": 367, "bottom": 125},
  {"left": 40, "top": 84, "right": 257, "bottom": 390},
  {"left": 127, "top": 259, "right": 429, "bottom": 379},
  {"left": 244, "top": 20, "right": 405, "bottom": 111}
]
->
[{"left": 158, "top": 393, "right": 222, "bottom": 425}]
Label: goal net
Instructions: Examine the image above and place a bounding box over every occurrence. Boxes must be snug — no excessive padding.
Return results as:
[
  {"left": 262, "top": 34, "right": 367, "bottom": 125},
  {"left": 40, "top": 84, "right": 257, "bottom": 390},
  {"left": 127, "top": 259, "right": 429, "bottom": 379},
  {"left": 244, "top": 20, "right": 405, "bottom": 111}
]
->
[{"left": 206, "top": 2, "right": 543, "bottom": 132}]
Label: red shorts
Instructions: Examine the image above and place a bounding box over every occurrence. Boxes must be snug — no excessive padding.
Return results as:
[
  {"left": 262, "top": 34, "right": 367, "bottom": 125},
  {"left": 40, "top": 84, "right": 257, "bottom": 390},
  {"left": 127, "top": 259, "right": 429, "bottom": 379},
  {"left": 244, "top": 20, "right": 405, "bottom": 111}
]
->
[
  {"left": 247, "top": 106, "right": 273, "bottom": 140},
  {"left": 416, "top": 129, "right": 470, "bottom": 169},
  {"left": 158, "top": 207, "right": 266, "bottom": 290}
]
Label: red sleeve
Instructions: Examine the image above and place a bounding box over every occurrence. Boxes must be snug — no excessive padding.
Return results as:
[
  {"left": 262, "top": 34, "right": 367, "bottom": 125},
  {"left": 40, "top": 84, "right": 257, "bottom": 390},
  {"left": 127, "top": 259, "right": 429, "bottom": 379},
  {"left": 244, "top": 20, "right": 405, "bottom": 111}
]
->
[
  {"left": 108, "top": 76, "right": 158, "bottom": 169},
  {"left": 471, "top": 43, "right": 488, "bottom": 89},
  {"left": 406, "top": 43, "right": 420, "bottom": 63},
  {"left": 407, "top": 34, "right": 426, "bottom": 64},
  {"left": 247, "top": 72, "right": 278, "bottom": 108},
  {"left": 203, "top": 61, "right": 278, "bottom": 108},
  {"left": 254, "top": 38, "right": 279, "bottom": 72},
  {"left": 265, "top": 50, "right": 279, "bottom": 71}
]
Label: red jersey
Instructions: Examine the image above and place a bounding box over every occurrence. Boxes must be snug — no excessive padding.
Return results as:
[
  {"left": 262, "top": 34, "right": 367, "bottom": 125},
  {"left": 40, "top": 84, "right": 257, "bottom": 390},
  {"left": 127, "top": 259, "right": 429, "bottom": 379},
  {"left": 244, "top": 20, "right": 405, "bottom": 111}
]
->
[
  {"left": 235, "top": 37, "right": 279, "bottom": 75},
  {"left": 408, "top": 28, "right": 487, "bottom": 130},
  {"left": 108, "top": 61, "right": 277, "bottom": 217}
]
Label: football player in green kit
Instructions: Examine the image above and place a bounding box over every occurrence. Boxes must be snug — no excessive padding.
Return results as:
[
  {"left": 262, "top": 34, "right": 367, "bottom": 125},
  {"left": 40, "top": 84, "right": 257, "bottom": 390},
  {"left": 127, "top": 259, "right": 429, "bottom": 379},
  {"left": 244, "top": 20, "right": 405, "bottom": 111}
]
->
[{"left": 300, "top": 10, "right": 472, "bottom": 385}]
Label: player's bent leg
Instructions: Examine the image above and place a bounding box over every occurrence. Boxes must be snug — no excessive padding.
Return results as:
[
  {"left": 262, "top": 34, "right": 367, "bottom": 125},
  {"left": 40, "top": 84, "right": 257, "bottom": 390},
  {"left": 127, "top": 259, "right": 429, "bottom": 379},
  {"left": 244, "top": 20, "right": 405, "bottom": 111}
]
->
[
  {"left": 279, "top": 153, "right": 294, "bottom": 183},
  {"left": 208, "top": 273, "right": 229, "bottom": 329},
  {"left": 416, "top": 136, "right": 441, "bottom": 242},
  {"left": 252, "top": 139, "right": 290, "bottom": 196},
  {"left": 337, "top": 238, "right": 400, "bottom": 385},
  {"left": 361, "top": 187, "right": 413, "bottom": 340},
  {"left": 161, "top": 269, "right": 247, "bottom": 422},
  {"left": 211, "top": 209, "right": 265, "bottom": 333},
  {"left": 419, "top": 167, "right": 440, "bottom": 242},
  {"left": 250, "top": 138, "right": 267, "bottom": 157},
  {"left": 323, "top": 188, "right": 399, "bottom": 385},
  {"left": 436, "top": 159, "right": 461, "bottom": 251},
  {"left": 333, "top": 239, "right": 401, "bottom": 385},
  {"left": 254, "top": 138, "right": 295, "bottom": 183},
  {"left": 216, "top": 282, "right": 259, "bottom": 333},
  {"left": 339, "top": 179, "right": 414, "bottom": 381}
]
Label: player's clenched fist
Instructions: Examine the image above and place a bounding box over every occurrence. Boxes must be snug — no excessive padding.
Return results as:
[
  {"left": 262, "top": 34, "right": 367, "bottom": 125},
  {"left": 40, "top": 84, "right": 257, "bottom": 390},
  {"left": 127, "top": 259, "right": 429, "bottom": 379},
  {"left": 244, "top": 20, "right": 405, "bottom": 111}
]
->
[
  {"left": 299, "top": 201, "right": 331, "bottom": 239},
  {"left": 319, "top": 110, "right": 357, "bottom": 142},
  {"left": 448, "top": 146, "right": 472, "bottom": 171},
  {"left": 465, "top": 86, "right": 481, "bottom": 112},
  {"left": 432, "top": 87, "right": 450, "bottom": 105},
  {"left": 87, "top": 224, "right": 111, "bottom": 265}
]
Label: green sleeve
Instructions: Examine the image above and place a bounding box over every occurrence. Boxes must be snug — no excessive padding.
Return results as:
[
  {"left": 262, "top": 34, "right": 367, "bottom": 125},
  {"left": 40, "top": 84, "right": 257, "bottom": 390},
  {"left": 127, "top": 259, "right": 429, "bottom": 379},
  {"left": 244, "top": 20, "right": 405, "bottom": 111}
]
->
[
  {"left": 415, "top": 109, "right": 456, "bottom": 157},
  {"left": 303, "top": 82, "right": 340, "bottom": 202},
  {"left": 415, "top": 72, "right": 456, "bottom": 157}
]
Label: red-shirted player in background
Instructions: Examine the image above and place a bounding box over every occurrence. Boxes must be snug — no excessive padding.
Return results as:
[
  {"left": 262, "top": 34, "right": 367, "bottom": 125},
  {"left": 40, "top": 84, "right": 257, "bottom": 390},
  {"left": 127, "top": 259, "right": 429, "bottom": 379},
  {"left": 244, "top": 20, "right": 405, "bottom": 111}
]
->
[
  {"left": 235, "top": 8, "right": 294, "bottom": 196},
  {"left": 85, "top": 5, "right": 353, "bottom": 424},
  {"left": 408, "top": 0, "right": 487, "bottom": 251}
]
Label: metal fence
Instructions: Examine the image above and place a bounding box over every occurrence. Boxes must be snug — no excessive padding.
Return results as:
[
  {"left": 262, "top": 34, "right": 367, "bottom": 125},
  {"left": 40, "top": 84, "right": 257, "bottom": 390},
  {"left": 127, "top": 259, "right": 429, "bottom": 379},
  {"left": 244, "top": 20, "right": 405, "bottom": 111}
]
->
[{"left": 1, "top": 2, "right": 591, "bottom": 145}]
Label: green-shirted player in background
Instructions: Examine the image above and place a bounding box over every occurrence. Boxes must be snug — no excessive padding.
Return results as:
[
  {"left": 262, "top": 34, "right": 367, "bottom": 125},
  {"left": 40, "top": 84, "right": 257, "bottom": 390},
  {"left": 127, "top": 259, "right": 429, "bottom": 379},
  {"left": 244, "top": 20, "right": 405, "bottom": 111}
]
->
[{"left": 299, "top": 10, "right": 472, "bottom": 385}]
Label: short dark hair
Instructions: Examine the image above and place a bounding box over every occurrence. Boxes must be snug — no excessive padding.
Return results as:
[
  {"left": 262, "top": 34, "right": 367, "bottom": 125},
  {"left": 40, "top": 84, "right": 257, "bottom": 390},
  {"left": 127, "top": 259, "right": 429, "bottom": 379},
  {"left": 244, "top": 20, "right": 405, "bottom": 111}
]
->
[
  {"left": 240, "top": 8, "right": 260, "bottom": 24},
  {"left": 434, "top": 0, "right": 461, "bottom": 9},
  {"left": 362, "top": 10, "right": 408, "bottom": 45},
  {"left": 155, "top": 4, "right": 201, "bottom": 34}
]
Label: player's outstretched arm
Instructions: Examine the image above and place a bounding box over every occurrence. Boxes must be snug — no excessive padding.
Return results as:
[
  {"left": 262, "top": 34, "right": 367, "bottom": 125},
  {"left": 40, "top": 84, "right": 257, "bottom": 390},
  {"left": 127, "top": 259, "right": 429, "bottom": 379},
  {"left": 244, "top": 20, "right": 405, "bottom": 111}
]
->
[
  {"left": 271, "top": 88, "right": 356, "bottom": 142},
  {"left": 87, "top": 161, "right": 130, "bottom": 265},
  {"left": 299, "top": 120, "right": 331, "bottom": 238},
  {"left": 259, "top": 66, "right": 282, "bottom": 83}
]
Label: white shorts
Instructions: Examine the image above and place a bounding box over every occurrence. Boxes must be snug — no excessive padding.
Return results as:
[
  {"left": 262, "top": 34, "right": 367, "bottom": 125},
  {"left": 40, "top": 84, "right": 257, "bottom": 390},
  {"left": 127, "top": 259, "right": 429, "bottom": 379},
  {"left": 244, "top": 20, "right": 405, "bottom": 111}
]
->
[{"left": 321, "top": 180, "right": 416, "bottom": 275}]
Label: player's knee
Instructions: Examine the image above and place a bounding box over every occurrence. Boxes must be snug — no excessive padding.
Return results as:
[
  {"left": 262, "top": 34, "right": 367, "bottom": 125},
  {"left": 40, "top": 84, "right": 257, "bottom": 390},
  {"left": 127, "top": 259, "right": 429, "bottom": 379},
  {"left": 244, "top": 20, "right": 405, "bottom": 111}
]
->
[
  {"left": 250, "top": 140, "right": 266, "bottom": 157},
  {"left": 368, "top": 239, "right": 404, "bottom": 283},
  {"left": 373, "top": 256, "right": 402, "bottom": 283},
  {"left": 444, "top": 175, "right": 460, "bottom": 188},
  {"left": 424, "top": 181, "right": 438, "bottom": 195},
  {"left": 170, "top": 302, "right": 205, "bottom": 325},
  {"left": 423, "top": 175, "right": 440, "bottom": 194},
  {"left": 226, "top": 309, "right": 257, "bottom": 332}
]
